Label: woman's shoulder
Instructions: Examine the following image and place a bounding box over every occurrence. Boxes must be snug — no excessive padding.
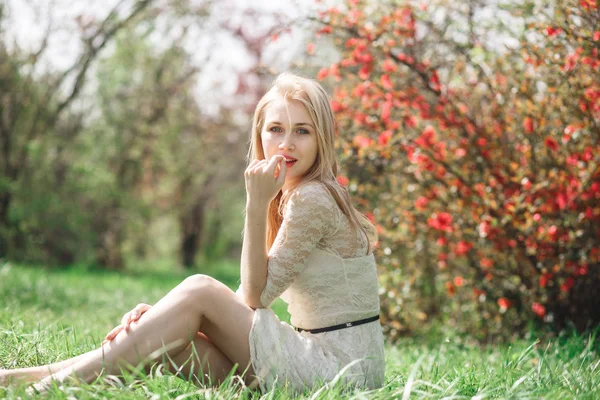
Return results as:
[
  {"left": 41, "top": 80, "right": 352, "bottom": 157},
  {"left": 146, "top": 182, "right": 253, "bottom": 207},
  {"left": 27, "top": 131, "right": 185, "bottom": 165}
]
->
[
  {"left": 290, "top": 180, "right": 336, "bottom": 205},
  {"left": 285, "top": 180, "right": 339, "bottom": 215}
]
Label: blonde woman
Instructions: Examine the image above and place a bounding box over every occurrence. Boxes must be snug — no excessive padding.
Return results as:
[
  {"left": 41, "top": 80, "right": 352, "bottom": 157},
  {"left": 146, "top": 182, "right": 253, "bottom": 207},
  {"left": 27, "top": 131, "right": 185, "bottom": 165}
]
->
[{"left": 0, "top": 73, "right": 385, "bottom": 394}]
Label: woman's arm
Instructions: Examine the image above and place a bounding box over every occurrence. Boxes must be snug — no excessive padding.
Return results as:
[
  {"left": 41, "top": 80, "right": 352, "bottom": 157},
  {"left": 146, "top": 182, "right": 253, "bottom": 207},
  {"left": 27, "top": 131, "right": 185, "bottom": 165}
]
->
[
  {"left": 240, "top": 155, "right": 286, "bottom": 309},
  {"left": 240, "top": 201, "right": 269, "bottom": 309}
]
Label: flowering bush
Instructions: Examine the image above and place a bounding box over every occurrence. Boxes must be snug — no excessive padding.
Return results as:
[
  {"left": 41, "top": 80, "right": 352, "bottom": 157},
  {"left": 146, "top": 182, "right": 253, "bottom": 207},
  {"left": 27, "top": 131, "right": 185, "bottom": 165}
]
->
[{"left": 312, "top": 0, "right": 599, "bottom": 340}]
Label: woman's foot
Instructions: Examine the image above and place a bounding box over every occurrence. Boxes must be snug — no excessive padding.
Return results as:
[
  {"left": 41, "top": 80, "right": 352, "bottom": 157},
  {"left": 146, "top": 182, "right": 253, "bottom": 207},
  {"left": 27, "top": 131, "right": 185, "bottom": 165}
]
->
[
  {"left": 0, "top": 368, "right": 40, "bottom": 387},
  {"left": 0, "top": 369, "right": 16, "bottom": 387}
]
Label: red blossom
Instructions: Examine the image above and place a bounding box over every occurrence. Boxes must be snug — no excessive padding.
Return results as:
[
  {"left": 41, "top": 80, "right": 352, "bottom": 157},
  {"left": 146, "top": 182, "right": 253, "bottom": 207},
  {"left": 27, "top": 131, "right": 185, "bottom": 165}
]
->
[
  {"left": 580, "top": 0, "right": 597, "bottom": 10},
  {"left": 455, "top": 241, "right": 473, "bottom": 255},
  {"left": 540, "top": 273, "right": 552, "bottom": 287},
  {"left": 545, "top": 27, "right": 563, "bottom": 36},
  {"left": 415, "top": 196, "right": 429, "bottom": 210},
  {"left": 561, "top": 276, "right": 575, "bottom": 292},
  {"left": 306, "top": 42, "right": 315, "bottom": 55},
  {"left": 381, "top": 99, "right": 392, "bottom": 122},
  {"left": 382, "top": 58, "right": 397, "bottom": 72},
  {"left": 380, "top": 74, "right": 393, "bottom": 90},
  {"left": 454, "top": 276, "right": 464, "bottom": 287},
  {"left": 415, "top": 125, "right": 436, "bottom": 148},
  {"left": 523, "top": 117, "right": 534, "bottom": 133},
  {"left": 317, "top": 67, "right": 329, "bottom": 80},
  {"left": 498, "top": 297, "right": 512, "bottom": 310},
  {"left": 480, "top": 258, "right": 494, "bottom": 269},
  {"left": 445, "top": 281, "right": 456, "bottom": 296},
  {"left": 331, "top": 100, "right": 344, "bottom": 112},
  {"left": 455, "top": 148, "right": 467, "bottom": 158},
  {"left": 317, "top": 25, "right": 333, "bottom": 35},
  {"left": 544, "top": 136, "right": 559, "bottom": 151},
  {"left": 427, "top": 212, "right": 453, "bottom": 232},
  {"left": 336, "top": 175, "right": 349, "bottom": 186},
  {"left": 378, "top": 130, "right": 393, "bottom": 145},
  {"left": 353, "top": 135, "right": 373, "bottom": 148},
  {"left": 532, "top": 302, "right": 546, "bottom": 317}
]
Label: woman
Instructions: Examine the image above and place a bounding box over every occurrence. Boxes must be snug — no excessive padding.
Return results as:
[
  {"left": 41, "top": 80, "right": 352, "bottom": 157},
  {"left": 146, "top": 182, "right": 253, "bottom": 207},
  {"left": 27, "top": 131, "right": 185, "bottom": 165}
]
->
[{"left": 0, "top": 73, "right": 385, "bottom": 394}]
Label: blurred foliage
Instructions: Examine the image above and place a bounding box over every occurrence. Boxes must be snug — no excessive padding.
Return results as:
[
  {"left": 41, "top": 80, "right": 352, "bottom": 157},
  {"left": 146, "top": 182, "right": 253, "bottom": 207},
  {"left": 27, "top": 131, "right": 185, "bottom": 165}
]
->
[
  {"left": 311, "top": 0, "right": 599, "bottom": 340},
  {"left": 0, "top": 0, "right": 276, "bottom": 270}
]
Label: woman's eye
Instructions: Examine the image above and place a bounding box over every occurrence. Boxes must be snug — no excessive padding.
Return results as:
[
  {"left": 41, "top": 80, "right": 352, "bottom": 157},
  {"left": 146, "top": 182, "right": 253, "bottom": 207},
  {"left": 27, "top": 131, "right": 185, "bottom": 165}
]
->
[
  {"left": 269, "top": 126, "right": 282, "bottom": 133},
  {"left": 297, "top": 128, "right": 309, "bottom": 135}
]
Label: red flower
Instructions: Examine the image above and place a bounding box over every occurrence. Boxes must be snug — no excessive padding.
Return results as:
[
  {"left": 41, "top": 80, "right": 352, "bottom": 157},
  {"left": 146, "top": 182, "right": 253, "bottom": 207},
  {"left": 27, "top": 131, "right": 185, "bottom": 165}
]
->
[
  {"left": 415, "top": 196, "right": 429, "bottom": 210},
  {"left": 445, "top": 281, "right": 456, "bottom": 296},
  {"left": 382, "top": 58, "right": 397, "bottom": 72},
  {"left": 478, "top": 221, "right": 491, "bottom": 238},
  {"left": 480, "top": 258, "right": 494, "bottom": 269},
  {"left": 523, "top": 117, "right": 534, "bottom": 133},
  {"left": 415, "top": 125, "right": 436, "bottom": 148},
  {"left": 380, "top": 74, "right": 393, "bottom": 90},
  {"left": 560, "top": 276, "right": 575, "bottom": 292},
  {"left": 455, "top": 148, "right": 467, "bottom": 158},
  {"left": 453, "top": 276, "right": 464, "bottom": 287},
  {"left": 378, "top": 130, "right": 393, "bottom": 146},
  {"left": 317, "top": 67, "right": 329, "bottom": 81},
  {"left": 317, "top": 26, "right": 333, "bottom": 35},
  {"left": 427, "top": 212, "right": 453, "bottom": 232},
  {"left": 545, "top": 27, "right": 563, "bottom": 36},
  {"left": 306, "top": 42, "right": 315, "bottom": 55},
  {"left": 544, "top": 136, "right": 559, "bottom": 151},
  {"left": 539, "top": 273, "right": 552, "bottom": 288},
  {"left": 497, "top": 297, "right": 511, "bottom": 310},
  {"left": 594, "top": 31, "right": 600, "bottom": 41},
  {"left": 532, "top": 302, "right": 546, "bottom": 317},
  {"left": 580, "top": 0, "right": 598, "bottom": 10},
  {"left": 381, "top": 100, "right": 392, "bottom": 122},
  {"left": 336, "top": 176, "right": 349, "bottom": 186},
  {"left": 365, "top": 212, "right": 375, "bottom": 223},
  {"left": 455, "top": 241, "right": 473, "bottom": 256},
  {"left": 353, "top": 135, "right": 373, "bottom": 148}
]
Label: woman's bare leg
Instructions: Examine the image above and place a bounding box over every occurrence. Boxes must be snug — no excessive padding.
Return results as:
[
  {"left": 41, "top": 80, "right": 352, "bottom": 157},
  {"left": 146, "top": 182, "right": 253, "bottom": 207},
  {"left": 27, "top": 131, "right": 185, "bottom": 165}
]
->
[
  {"left": 1, "top": 351, "right": 97, "bottom": 385},
  {"left": 1, "top": 332, "right": 233, "bottom": 386},
  {"left": 162, "top": 332, "right": 235, "bottom": 385},
  {"left": 26, "top": 274, "right": 254, "bottom": 391}
]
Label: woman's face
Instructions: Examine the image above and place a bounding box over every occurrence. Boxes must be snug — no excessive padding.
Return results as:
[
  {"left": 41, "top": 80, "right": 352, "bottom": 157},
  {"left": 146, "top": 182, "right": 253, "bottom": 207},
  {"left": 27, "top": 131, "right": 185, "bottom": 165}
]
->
[{"left": 260, "top": 97, "right": 318, "bottom": 192}]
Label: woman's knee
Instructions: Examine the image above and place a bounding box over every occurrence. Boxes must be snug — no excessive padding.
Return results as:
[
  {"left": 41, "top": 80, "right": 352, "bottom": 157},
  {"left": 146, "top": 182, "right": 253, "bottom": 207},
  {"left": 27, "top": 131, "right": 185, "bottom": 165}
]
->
[{"left": 178, "top": 274, "right": 225, "bottom": 306}]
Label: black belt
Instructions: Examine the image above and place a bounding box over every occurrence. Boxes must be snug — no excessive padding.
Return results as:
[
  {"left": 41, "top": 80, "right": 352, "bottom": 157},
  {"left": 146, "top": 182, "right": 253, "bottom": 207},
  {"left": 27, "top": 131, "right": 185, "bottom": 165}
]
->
[{"left": 293, "top": 315, "right": 380, "bottom": 334}]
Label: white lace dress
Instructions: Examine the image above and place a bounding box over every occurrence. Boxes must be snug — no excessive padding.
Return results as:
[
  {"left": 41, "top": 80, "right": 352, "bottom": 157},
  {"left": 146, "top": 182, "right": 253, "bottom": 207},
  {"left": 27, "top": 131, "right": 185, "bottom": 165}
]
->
[{"left": 243, "top": 181, "right": 385, "bottom": 393}]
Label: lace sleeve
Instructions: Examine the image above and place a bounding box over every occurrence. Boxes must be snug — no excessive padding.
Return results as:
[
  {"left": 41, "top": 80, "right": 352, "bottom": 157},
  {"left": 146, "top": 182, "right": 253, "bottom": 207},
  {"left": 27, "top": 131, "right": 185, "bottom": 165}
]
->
[{"left": 260, "top": 182, "right": 339, "bottom": 307}]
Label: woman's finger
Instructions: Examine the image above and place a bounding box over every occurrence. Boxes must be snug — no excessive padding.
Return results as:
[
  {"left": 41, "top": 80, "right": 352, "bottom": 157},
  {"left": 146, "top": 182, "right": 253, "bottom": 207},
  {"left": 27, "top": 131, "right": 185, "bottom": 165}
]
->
[
  {"left": 121, "top": 312, "right": 131, "bottom": 328},
  {"left": 249, "top": 159, "right": 268, "bottom": 172},
  {"left": 276, "top": 156, "right": 287, "bottom": 184},
  {"left": 132, "top": 304, "right": 151, "bottom": 320},
  {"left": 105, "top": 324, "right": 123, "bottom": 341},
  {"left": 266, "top": 155, "right": 285, "bottom": 176}
]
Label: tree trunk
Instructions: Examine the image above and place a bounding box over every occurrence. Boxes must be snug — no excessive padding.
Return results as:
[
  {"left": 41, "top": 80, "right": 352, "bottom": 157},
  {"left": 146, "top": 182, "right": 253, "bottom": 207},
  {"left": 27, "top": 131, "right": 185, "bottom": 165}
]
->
[
  {"left": 96, "top": 207, "right": 125, "bottom": 270},
  {"left": 179, "top": 198, "right": 206, "bottom": 269},
  {"left": 0, "top": 191, "right": 12, "bottom": 258},
  {"left": 422, "top": 230, "right": 439, "bottom": 318}
]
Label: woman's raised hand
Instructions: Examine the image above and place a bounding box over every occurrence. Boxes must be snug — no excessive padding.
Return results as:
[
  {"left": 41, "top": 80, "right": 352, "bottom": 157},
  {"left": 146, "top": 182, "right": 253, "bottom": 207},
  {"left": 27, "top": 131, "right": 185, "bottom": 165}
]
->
[
  {"left": 244, "top": 155, "right": 287, "bottom": 205},
  {"left": 102, "top": 303, "right": 152, "bottom": 344}
]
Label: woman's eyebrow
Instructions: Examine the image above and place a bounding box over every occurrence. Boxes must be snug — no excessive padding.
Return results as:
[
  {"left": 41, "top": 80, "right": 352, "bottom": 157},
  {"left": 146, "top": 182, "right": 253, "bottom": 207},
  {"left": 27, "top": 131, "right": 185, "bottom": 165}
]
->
[{"left": 268, "top": 121, "right": 315, "bottom": 129}]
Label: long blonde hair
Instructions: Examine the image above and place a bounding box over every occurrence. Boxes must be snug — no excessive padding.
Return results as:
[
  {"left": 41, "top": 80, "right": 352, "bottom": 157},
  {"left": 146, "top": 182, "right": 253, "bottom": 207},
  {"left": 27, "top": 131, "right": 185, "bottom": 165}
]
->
[{"left": 247, "top": 72, "right": 378, "bottom": 255}]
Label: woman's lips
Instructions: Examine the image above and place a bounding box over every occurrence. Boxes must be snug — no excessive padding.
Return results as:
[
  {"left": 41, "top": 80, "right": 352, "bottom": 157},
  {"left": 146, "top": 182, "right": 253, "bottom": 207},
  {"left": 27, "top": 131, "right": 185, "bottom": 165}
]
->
[{"left": 285, "top": 160, "right": 297, "bottom": 167}]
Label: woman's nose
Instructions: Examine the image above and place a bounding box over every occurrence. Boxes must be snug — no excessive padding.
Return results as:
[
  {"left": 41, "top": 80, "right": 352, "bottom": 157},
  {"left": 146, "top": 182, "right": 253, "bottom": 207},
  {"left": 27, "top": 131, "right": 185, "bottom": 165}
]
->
[{"left": 278, "top": 133, "right": 295, "bottom": 150}]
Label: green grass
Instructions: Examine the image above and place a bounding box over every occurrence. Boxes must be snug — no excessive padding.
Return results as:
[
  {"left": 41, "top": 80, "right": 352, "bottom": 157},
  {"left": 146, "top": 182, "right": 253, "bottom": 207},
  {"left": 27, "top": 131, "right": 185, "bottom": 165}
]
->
[{"left": 1, "top": 262, "right": 599, "bottom": 399}]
